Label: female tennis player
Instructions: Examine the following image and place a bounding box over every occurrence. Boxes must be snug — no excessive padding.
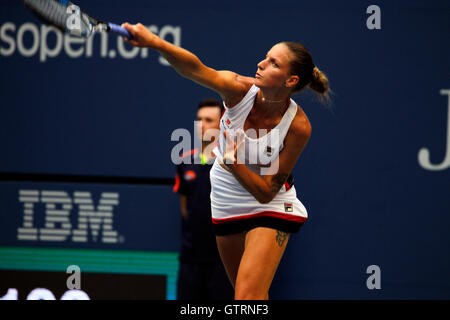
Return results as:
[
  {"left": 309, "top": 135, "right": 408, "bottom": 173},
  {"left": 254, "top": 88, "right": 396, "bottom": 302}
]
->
[{"left": 122, "top": 23, "right": 329, "bottom": 300}]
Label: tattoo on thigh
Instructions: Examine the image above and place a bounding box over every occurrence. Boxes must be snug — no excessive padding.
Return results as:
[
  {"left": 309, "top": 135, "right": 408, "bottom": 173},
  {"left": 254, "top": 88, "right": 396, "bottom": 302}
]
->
[{"left": 276, "top": 230, "right": 289, "bottom": 247}]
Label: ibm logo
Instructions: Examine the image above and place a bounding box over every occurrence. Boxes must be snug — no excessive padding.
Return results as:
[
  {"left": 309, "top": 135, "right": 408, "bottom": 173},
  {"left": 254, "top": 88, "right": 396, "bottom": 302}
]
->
[{"left": 17, "top": 190, "right": 122, "bottom": 243}]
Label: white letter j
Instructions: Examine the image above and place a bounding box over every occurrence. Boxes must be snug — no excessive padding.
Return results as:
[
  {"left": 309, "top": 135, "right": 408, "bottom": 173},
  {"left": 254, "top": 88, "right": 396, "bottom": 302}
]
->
[{"left": 418, "top": 90, "right": 450, "bottom": 171}]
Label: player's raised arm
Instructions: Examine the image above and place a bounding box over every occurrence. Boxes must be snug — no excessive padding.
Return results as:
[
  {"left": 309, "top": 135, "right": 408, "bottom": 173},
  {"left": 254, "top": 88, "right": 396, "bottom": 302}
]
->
[{"left": 122, "top": 23, "right": 253, "bottom": 106}]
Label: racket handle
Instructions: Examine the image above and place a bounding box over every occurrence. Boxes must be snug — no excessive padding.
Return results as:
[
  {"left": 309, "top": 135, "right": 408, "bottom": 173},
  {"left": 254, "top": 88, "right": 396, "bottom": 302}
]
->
[{"left": 108, "top": 23, "right": 133, "bottom": 39}]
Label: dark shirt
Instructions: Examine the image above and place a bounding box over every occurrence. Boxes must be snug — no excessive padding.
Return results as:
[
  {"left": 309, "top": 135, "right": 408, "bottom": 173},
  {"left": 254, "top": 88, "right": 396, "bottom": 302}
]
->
[{"left": 173, "top": 149, "right": 221, "bottom": 264}]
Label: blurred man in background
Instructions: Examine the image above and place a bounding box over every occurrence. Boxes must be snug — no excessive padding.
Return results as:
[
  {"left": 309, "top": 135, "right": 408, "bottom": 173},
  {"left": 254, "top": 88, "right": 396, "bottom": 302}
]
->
[{"left": 173, "top": 98, "right": 233, "bottom": 300}]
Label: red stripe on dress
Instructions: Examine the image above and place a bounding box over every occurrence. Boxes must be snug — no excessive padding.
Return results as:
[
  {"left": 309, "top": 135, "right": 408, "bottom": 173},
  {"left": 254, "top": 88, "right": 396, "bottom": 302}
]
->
[{"left": 212, "top": 211, "right": 307, "bottom": 224}]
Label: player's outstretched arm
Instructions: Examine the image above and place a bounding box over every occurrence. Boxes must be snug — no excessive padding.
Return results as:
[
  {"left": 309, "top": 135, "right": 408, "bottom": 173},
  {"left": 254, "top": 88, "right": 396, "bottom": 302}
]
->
[{"left": 122, "top": 23, "right": 253, "bottom": 106}]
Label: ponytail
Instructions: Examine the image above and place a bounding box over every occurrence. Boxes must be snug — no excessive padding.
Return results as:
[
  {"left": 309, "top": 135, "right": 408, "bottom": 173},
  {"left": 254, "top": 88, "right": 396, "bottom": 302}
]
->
[
  {"left": 308, "top": 66, "right": 330, "bottom": 104},
  {"left": 281, "top": 41, "right": 331, "bottom": 104}
]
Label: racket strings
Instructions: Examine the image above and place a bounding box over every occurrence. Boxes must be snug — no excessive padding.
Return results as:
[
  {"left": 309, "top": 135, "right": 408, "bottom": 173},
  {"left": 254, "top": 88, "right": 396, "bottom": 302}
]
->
[
  {"left": 24, "top": 0, "right": 67, "bottom": 31},
  {"left": 23, "top": 0, "right": 131, "bottom": 39}
]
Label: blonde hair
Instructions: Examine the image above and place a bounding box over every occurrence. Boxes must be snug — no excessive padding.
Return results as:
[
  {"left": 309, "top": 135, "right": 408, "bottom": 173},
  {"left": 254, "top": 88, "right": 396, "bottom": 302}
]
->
[
  {"left": 281, "top": 42, "right": 331, "bottom": 104},
  {"left": 308, "top": 66, "right": 330, "bottom": 104}
]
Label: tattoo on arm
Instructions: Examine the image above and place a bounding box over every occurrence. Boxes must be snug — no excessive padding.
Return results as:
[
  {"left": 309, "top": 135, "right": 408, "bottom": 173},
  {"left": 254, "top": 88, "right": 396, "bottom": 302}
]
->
[
  {"left": 276, "top": 230, "right": 289, "bottom": 247},
  {"left": 270, "top": 173, "right": 289, "bottom": 195}
]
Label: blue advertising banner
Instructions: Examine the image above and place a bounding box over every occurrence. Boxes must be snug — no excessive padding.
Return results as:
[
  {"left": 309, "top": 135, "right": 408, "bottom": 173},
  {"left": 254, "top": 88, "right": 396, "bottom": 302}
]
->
[{"left": 0, "top": 182, "right": 180, "bottom": 251}]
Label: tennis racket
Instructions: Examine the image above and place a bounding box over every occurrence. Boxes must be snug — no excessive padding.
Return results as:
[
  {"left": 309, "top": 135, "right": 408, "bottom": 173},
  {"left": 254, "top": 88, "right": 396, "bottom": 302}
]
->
[{"left": 23, "top": 0, "right": 133, "bottom": 39}]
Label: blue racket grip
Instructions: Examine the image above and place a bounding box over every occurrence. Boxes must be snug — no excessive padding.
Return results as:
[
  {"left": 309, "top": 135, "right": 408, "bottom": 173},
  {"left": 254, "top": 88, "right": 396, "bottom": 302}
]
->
[{"left": 108, "top": 23, "right": 133, "bottom": 39}]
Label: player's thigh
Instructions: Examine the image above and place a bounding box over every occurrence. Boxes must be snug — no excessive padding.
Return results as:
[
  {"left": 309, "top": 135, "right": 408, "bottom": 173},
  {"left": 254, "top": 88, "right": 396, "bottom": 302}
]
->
[
  {"left": 215, "top": 232, "right": 246, "bottom": 288},
  {"left": 237, "top": 227, "right": 290, "bottom": 292}
]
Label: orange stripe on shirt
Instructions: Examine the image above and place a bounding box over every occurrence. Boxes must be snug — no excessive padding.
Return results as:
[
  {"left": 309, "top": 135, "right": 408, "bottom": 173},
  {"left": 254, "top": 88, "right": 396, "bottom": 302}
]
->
[{"left": 173, "top": 173, "right": 180, "bottom": 193}]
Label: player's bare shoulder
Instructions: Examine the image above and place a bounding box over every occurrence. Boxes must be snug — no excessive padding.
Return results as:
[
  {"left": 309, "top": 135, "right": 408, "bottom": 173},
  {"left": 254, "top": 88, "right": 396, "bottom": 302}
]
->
[
  {"left": 287, "top": 105, "right": 312, "bottom": 147},
  {"left": 235, "top": 73, "right": 257, "bottom": 88},
  {"left": 219, "top": 71, "right": 255, "bottom": 108}
]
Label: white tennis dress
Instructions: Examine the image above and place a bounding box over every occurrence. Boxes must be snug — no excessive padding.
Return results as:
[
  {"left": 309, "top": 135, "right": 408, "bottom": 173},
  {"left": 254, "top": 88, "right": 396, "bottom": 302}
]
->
[{"left": 210, "top": 85, "right": 308, "bottom": 235}]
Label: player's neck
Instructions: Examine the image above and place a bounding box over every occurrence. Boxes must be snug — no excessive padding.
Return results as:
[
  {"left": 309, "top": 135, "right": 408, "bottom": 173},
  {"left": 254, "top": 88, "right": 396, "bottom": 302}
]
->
[{"left": 256, "top": 90, "right": 290, "bottom": 116}]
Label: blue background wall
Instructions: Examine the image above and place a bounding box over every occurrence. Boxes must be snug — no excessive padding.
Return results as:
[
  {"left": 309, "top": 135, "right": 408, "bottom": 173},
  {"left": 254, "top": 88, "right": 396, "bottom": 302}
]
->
[{"left": 1, "top": 0, "right": 449, "bottom": 299}]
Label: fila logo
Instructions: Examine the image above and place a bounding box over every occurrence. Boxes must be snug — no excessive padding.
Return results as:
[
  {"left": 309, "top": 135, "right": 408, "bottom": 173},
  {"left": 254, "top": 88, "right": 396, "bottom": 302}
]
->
[
  {"left": 266, "top": 146, "right": 272, "bottom": 157},
  {"left": 225, "top": 118, "right": 231, "bottom": 128},
  {"left": 17, "top": 190, "right": 122, "bottom": 244},
  {"left": 284, "top": 203, "right": 293, "bottom": 213}
]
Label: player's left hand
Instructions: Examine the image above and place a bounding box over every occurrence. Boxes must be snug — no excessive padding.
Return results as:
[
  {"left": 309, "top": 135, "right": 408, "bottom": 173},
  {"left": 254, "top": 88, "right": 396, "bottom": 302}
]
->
[{"left": 221, "top": 130, "right": 245, "bottom": 170}]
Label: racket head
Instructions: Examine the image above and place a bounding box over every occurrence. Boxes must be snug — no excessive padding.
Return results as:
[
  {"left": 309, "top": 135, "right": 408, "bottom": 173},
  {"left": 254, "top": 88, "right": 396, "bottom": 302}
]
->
[{"left": 23, "top": 0, "right": 94, "bottom": 38}]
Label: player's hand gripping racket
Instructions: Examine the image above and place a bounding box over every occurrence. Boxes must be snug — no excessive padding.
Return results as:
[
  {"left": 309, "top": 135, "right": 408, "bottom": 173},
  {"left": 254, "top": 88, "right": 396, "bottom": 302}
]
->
[{"left": 23, "top": 0, "right": 133, "bottom": 39}]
